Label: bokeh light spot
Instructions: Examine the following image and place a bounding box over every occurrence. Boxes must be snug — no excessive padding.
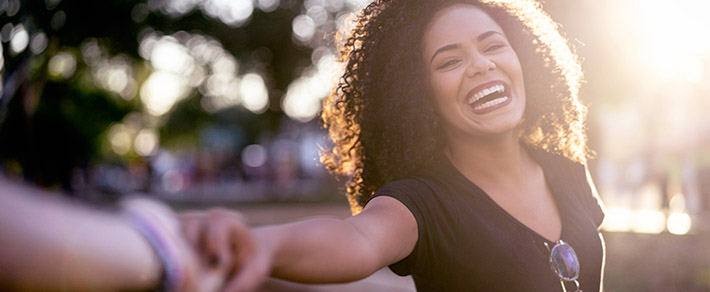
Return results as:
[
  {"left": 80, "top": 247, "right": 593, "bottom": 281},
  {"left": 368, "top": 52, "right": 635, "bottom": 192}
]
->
[
  {"left": 140, "top": 71, "right": 189, "bottom": 116},
  {"left": 242, "top": 144, "right": 268, "bottom": 168},
  {"left": 292, "top": 14, "right": 316, "bottom": 43},
  {"left": 257, "top": 0, "right": 280, "bottom": 12},
  {"left": 50, "top": 10, "right": 66, "bottom": 30},
  {"left": 108, "top": 124, "right": 132, "bottom": 155},
  {"left": 1, "top": 23, "right": 14, "bottom": 42},
  {"left": 631, "top": 210, "right": 666, "bottom": 234},
  {"left": 150, "top": 37, "right": 195, "bottom": 75},
  {"left": 135, "top": 129, "right": 159, "bottom": 156},
  {"left": 667, "top": 212, "right": 692, "bottom": 235},
  {"left": 9, "top": 24, "right": 29, "bottom": 54},
  {"left": 240, "top": 73, "right": 269, "bottom": 114},
  {"left": 29, "top": 32, "right": 48, "bottom": 55},
  {"left": 48, "top": 52, "right": 76, "bottom": 79}
]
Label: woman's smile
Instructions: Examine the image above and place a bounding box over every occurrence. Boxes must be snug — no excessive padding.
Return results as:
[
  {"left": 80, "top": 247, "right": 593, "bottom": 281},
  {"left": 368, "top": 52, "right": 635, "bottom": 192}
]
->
[{"left": 464, "top": 80, "right": 513, "bottom": 115}]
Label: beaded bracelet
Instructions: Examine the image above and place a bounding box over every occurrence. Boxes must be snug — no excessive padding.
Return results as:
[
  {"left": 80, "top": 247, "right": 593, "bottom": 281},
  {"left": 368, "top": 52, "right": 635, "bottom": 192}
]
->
[{"left": 122, "top": 198, "right": 187, "bottom": 292}]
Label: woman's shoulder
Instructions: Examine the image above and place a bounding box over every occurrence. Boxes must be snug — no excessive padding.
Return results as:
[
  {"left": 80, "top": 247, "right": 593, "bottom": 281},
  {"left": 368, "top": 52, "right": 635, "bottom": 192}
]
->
[
  {"left": 368, "top": 164, "right": 454, "bottom": 208},
  {"left": 525, "top": 145, "right": 588, "bottom": 179},
  {"left": 373, "top": 177, "right": 434, "bottom": 200}
]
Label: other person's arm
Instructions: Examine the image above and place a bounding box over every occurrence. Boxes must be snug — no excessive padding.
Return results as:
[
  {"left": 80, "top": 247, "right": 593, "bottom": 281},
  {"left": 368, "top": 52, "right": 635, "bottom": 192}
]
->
[{"left": 0, "top": 178, "right": 228, "bottom": 292}]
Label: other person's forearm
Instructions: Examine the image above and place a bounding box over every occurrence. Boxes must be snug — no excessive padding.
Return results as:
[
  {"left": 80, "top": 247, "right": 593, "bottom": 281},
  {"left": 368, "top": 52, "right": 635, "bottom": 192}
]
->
[{"left": 0, "top": 179, "right": 162, "bottom": 292}]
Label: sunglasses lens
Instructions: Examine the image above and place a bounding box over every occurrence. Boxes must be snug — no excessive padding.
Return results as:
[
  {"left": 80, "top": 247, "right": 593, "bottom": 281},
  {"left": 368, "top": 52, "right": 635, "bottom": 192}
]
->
[{"left": 550, "top": 241, "right": 580, "bottom": 281}]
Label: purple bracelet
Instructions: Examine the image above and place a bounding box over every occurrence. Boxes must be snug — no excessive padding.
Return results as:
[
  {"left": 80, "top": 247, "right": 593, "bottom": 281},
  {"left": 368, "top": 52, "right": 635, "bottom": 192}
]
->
[{"left": 122, "top": 199, "right": 187, "bottom": 292}]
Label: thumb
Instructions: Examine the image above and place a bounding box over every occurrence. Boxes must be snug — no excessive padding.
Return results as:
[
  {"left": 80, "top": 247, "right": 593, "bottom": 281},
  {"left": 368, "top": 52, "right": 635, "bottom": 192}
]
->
[
  {"left": 222, "top": 230, "right": 271, "bottom": 292},
  {"left": 221, "top": 254, "right": 271, "bottom": 292}
]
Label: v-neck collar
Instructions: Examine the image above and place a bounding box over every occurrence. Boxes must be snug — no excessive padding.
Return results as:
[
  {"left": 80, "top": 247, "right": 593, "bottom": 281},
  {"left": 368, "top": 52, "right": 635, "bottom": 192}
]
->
[{"left": 436, "top": 144, "right": 568, "bottom": 244}]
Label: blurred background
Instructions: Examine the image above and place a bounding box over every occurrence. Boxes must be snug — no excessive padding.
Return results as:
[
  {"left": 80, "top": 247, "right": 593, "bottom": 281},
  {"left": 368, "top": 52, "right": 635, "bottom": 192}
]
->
[{"left": 1, "top": 0, "right": 710, "bottom": 291}]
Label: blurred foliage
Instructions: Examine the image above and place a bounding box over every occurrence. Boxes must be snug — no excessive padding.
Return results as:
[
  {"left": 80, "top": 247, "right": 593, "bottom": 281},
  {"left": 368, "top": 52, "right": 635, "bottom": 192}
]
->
[{"left": 0, "top": 0, "right": 319, "bottom": 189}]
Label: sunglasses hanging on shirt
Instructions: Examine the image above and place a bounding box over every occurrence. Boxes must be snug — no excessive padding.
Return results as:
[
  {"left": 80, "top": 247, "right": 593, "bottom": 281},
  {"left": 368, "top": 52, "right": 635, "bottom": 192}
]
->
[{"left": 544, "top": 240, "right": 582, "bottom": 292}]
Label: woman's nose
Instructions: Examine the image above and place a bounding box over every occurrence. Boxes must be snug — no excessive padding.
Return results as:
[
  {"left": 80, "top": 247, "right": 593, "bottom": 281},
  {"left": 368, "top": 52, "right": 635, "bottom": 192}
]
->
[{"left": 465, "top": 55, "right": 496, "bottom": 78}]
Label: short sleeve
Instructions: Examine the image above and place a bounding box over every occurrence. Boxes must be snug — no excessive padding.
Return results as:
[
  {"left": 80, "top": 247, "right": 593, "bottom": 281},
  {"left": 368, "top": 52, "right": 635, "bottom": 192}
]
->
[
  {"left": 528, "top": 146, "right": 606, "bottom": 230},
  {"left": 583, "top": 164, "right": 606, "bottom": 229},
  {"left": 365, "top": 178, "right": 432, "bottom": 276}
]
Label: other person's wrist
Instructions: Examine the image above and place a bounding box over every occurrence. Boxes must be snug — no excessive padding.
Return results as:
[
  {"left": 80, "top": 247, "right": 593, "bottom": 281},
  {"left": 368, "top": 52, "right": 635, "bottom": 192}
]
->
[{"left": 121, "top": 197, "right": 188, "bottom": 292}]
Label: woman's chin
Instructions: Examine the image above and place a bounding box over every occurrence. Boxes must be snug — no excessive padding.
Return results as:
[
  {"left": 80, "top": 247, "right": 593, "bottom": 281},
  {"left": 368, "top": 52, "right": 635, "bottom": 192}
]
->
[
  {"left": 470, "top": 124, "right": 519, "bottom": 138},
  {"left": 444, "top": 119, "right": 520, "bottom": 141},
  {"left": 460, "top": 110, "right": 524, "bottom": 137}
]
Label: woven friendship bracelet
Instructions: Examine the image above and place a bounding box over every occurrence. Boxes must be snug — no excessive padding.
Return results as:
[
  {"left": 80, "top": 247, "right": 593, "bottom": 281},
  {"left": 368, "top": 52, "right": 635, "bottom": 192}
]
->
[{"left": 122, "top": 198, "right": 188, "bottom": 292}]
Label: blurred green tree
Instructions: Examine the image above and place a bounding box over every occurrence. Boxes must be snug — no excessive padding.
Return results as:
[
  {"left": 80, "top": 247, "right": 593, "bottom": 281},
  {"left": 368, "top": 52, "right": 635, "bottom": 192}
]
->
[{"left": 0, "top": 0, "right": 342, "bottom": 190}]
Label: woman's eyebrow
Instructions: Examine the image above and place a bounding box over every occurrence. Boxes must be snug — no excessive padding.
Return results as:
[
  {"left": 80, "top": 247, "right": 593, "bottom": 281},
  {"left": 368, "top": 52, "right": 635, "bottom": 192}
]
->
[
  {"left": 430, "top": 43, "right": 460, "bottom": 64},
  {"left": 429, "top": 31, "right": 504, "bottom": 65},
  {"left": 477, "top": 30, "right": 504, "bottom": 42}
]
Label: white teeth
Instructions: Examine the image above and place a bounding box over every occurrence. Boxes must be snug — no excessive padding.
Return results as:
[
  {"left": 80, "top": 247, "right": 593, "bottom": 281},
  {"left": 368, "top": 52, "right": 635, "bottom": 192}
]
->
[
  {"left": 473, "top": 96, "right": 509, "bottom": 110},
  {"left": 468, "top": 85, "right": 506, "bottom": 104}
]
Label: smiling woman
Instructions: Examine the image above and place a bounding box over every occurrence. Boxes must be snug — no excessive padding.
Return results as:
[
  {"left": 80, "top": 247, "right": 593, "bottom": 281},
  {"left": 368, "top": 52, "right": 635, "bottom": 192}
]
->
[
  {"left": 179, "top": 1, "right": 606, "bottom": 291},
  {"left": 321, "top": 0, "right": 588, "bottom": 211}
]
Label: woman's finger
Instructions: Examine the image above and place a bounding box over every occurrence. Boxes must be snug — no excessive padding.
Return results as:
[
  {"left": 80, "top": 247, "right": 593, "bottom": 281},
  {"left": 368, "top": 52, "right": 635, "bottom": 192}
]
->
[
  {"left": 181, "top": 216, "right": 204, "bottom": 252},
  {"left": 230, "top": 218, "right": 255, "bottom": 271},
  {"left": 221, "top": 253, "right": 270, "bottom": 292},
  {"left": 222, "top": 223, "right": 266, "bottom": 292},
  {"left": 206, "top": 210, "right": 237, "bottom": 270}
]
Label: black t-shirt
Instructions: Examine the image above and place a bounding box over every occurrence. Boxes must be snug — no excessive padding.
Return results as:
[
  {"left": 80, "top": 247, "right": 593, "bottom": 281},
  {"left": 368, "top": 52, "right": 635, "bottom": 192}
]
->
[{"left": 368, "top": 147, "right": 605, "bottom": 291}]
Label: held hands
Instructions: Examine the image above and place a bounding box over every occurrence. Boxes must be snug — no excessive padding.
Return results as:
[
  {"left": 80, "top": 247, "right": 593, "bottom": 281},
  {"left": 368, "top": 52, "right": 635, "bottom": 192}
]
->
[
  {"left": 127, "top": 199, "right": 271, "bottom": 292},
  {"left": 180, "top": 209, "right": 272, "bottom": 292},
  {"left": 122, "top": 198, "right": 237, "bottom": 292}
]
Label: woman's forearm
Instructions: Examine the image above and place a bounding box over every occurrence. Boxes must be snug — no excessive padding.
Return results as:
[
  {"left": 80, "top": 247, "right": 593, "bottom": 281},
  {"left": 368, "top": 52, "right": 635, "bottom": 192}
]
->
[
  {"left": 0, "top": 180, "right": 162, "bottom": 292},
  {"left": 255, "top": 217, "right": 382, "bottom": 284}
]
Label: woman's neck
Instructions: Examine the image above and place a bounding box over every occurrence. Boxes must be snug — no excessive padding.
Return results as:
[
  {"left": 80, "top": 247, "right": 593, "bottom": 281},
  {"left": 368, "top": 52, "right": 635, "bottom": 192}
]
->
[{"left": 444, "top": 130, "right": 533, "bottom": 186}]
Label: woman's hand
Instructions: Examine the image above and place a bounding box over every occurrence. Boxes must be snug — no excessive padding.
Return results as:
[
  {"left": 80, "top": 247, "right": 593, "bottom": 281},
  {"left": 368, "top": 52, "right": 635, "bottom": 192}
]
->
[
  {"left": 180, "top": 209, "right": 272, "bottom": 292},
  {"left": 121, "top": 197, "right": 233, "bottom": 292}
]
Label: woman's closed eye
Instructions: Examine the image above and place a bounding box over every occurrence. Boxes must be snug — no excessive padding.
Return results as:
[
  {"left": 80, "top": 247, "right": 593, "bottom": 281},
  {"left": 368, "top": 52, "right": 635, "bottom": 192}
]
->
[
  {"left": 484, "top": 43, "right": 506, "bottom": 53},
  {"left": 436, "top": 59, "right": 462, "bottom": 70}
]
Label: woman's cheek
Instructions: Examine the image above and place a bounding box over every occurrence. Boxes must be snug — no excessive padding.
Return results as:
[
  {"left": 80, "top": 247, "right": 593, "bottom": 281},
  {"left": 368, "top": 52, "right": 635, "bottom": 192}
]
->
[
  {"left": 435, "top": 74, "right": 458, "bottom": 98},
  {"left": 428, "top": 71, "right": 462, "bottom": 119},
  {"left": 432, "top": 83, "right": 455, "bottom": 111}
]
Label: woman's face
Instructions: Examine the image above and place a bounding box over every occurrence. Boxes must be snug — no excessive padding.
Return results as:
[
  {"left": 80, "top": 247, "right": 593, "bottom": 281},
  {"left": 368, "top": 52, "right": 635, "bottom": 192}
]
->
[{"left": 422, "top": 4, "right": 526, "bottom": 139}]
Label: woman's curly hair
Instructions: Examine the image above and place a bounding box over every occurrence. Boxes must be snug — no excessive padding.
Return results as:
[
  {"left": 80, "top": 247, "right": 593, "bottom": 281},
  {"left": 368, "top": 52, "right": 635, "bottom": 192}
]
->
[{"left": 320, "top": 0, "right": 589, "bottom": 214}]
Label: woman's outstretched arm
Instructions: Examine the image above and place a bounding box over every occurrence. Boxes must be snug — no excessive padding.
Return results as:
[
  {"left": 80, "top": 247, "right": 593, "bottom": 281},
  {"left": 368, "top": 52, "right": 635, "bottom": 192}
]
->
[
  {"left": 260, "top": 196, "right": 417, "bottom": 282},
  {"left": 182, "top": 196, "right": 418, "bottom": 291}
]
